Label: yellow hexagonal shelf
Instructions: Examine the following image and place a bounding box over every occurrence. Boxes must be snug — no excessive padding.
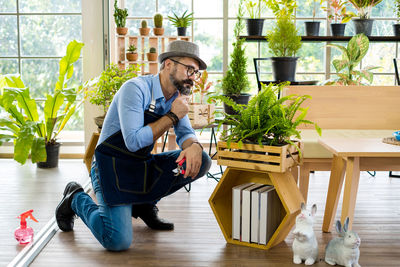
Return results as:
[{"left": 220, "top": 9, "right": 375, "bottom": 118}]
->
[{"left": 208, "top": 167, "right": 304, "bottom": 250}]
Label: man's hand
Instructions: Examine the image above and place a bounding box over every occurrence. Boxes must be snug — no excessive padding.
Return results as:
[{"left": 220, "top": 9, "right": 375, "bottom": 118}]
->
[
  {"left": 170, "top": 92, "right": 189, "bottom": 119},
  {"left": 175, "top": 142, "right": 203, "bottom": 179}
]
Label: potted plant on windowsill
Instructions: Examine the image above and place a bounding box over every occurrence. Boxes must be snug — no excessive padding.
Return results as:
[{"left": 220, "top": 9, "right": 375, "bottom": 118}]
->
[
  {"left": 323, "top": 33, "right": 380, "bottom": 85},
  {"left": 167, "top": 10, "right": 194, "bottom": 36},
  {"left": 221, "top": 0, "right": 251, "bottom": 115},
  {"left": 394, "top": 0, "right": 400, "bottom": 36},
  {"left": 126, "top": 44, "right": 138, "bottom": 61},
  {"left": 139, "top": 19, "right": 150, "bottom": 36},
  {"left": 114, "top": 0, "right": 128, "bottom": 35},
  {"left": 153, "top": 13, "right": 164, "bottom": 36},
  {"left": 323, "top": 0, "right": 355, "bottom": 36},
  {"left": 146, "top": 47, "right": 157, "bottom": 61},
  {"left": 244, "top": 0, "right": 266, "bottom": 36},
  {"left": 304, "top": 0, "right": 325, "bottom": 36},
  {"left": 88, "top": 63, "right": 140, "bottom": 131},
  {"left": 348, "top": 0, "right": 383, "bottom": 36},
  {"left": 0, "top": 40, "right": 85, "bottom": 168}
]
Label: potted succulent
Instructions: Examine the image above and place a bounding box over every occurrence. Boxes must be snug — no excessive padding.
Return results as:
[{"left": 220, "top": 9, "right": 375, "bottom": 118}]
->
[
  {"left": 126, "top": 44, "right": 138, "bottom": 61},
  {"left": 221, "top": 0, "right": 251, "bottom": 115},
  {"left": 394, "top": 0, "right": 400, "bottom": 36},
  {"left": 153, "top": 13, "right": 164, "bottom": 36},
  {"left": 167, "top": 10, "right": 194, "bottom": 36},
  {"left": 146, "top": 47, "right": 157, "bottom": 61},
  {"left": 304, "top": 0, "right": 325, "bottom": 36},
  {"left": 323, "top": 33, "right": 380, "bottom": 85},
  {"left": 139, "top": 19, "right": 150, "bottom": 36},
  {"left": 0, "top": 40, "right": 85, "bottom": 168},
  {"left": 348, "top": 0, "right": 383, "bottom": 36},
  {"left": 244, "top": 0, "right": 266, "bottom": 36},
  {"left": 88, "top": 63, "right": 140, "bottom": 131},
  {"left": 323, "top": 0, "right": 355, "bottom": 36},
  {"left": 114, "top": 0, "right": 128, "bottom": 35}
]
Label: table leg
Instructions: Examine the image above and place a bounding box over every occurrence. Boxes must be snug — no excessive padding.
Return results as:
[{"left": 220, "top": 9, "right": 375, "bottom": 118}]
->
[
  {"left": 322, "top": 155, "right": 346, "bottom": 232},
  {"left": 341, "top": 157, "right": 360, "bottom": 230}
]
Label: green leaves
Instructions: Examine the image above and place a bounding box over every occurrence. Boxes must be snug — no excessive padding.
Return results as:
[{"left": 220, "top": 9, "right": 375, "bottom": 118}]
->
[
  {"left": 167, "top": 10, "right": 194, "bottom": 27},
  {"left": 56, "top": 40, "right": 84, "bottom": 91}
]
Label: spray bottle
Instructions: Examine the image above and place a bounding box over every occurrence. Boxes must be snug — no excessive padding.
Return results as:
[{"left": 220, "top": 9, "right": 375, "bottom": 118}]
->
[{"left": 15, "top": 209, "right": 38, "bottom": 244}]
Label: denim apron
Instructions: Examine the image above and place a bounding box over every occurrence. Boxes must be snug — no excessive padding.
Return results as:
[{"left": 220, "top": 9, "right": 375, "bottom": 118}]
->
[{"left": 94, "top": 89, "right": 178, "bottom": 206}]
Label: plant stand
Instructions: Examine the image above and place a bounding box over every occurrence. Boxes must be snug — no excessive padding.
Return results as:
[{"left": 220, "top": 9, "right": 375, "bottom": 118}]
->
[{"left": 209, "top": 141, "right": 304, "bottom": 250}]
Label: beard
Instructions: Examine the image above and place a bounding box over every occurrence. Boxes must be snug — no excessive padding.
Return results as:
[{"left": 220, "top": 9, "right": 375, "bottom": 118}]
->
[{"left": 169, "top": 67, "right": 193, "bottom": 95}]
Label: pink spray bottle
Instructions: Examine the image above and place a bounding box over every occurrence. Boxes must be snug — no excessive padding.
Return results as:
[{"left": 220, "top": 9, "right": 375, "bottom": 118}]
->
[{"left": 15, "top": 209, "right": 38, "bottom": 245}]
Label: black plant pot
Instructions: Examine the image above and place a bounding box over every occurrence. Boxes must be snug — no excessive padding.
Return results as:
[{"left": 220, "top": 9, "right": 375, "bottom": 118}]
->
[
  {"left": 330, "top": 23, "right": 346, "bottom": 36},
  {"left": 177, "top": 27, "right": 187, "bottom": 36},
  {"left": 352, "top": 19, "right": 374, "bottom": 36},
  {"left": 37, "top": 142, "right": 61, "bottom": 168},
  {"left": 223, "top": 94, "right": 251, "bottom": 115},
  {"left": 305, "top": 21, "right": 320, "bottom": 36},
  {"left": 246, "top": 19, "right": 264, "bottom": 36},
  {"left": 393, "top": 24, "right": 400, "bottom": 37},
  {"left": 270, "top": 57, "right": 298, "bottom": 82}
]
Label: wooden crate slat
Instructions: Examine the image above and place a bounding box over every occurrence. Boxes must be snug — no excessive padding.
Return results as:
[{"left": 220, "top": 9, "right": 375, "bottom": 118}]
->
[
  {"left": 218, "top": 141, "right": 284, "bottom": 153},
  {"left": 217, "top": 159, "right": 282, "bottom": 172},
  {"left": 217, "top": 150, "right": 282, "bottom": 163}
]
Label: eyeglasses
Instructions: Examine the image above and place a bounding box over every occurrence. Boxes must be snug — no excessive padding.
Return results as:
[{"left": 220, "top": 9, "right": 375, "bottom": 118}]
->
[{"left": 169, "top": 58, "right": 201, "bottom": 79}]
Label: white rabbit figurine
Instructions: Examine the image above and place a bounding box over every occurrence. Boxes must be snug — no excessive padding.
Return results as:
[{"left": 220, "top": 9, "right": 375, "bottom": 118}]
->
[
  {"left": 325, "top": 217, "right": 361, "bottom": 267},
  {"left": 292, "top": 203, "right": 318, "bottom": 265}
]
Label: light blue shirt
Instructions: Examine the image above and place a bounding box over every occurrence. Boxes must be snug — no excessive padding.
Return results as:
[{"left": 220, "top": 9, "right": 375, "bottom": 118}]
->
[{"left": 98, "top": 74, "right": 196, "bottom": 152}]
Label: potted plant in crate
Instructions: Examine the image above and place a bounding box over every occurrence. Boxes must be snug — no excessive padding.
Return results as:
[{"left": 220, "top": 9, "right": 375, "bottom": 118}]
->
[
  {"left": 167, "top": 10, "right": 194, "bottom": 36},
  {"left": 304, "top": 0, "right": 325, "bottom": 36},
  {"left": 211, "top": 82, "right": 321, "bottom": 173},
  {"left": 221, "top": 0, "right": 251, "bottom": 115},
  {"left": 323, "top": 0, "right": 355, "bottom": 36},
  {"left": 126, "top": 44, "right": 138, "bottom": 61},
  {"left": 153, "top": 13, "right": 164, "bottom": 36},
  {"left": 323, "top": 33, "right": 380, "bottom": 85},
  {"left": 348, "top": 0, "right": 383, "bottom": 36},
  {"left": 244, "top": 0, "right": 266, "bottom": 36},
  {"left": 146, "top": 47, "right": 158, "bottom": 61},
  {"left": 139, "top": 19, "right": 150, "bottom": 36},
  {"left": 394, "top": 0, "right": 400, "bottom": 36},
  {"left": 189, "top": 70, "right": 215, "bottom": 128},
  {"left": 88, "top": 63, "right": 140, "bottom": 131},
  {"left": 0, "top": 40, "right": 85, "bottom": 168},
  {"left": 114, "top": 0, "right": 128, "bottom": 35}
]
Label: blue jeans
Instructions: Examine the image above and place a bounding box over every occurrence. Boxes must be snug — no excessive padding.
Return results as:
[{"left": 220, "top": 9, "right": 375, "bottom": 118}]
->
[{"left": 71, "top": 150, "right": 211, "bottom": 251}]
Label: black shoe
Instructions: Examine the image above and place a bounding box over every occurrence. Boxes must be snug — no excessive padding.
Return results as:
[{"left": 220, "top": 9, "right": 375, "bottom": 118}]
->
[
  {"left": 55, "top": 182, "right": 83, "bottom": 232},
  {"left": 132, "top": 204, "right": 174, "bottom": 230}
]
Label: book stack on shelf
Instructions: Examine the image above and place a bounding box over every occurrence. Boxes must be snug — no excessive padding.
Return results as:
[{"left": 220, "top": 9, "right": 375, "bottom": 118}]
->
[{"left": 232, "top": 183, "right": 283, "bottom": 245}]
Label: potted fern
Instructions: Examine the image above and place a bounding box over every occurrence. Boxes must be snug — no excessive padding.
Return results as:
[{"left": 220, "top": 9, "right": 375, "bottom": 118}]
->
[
  {"left": 348, "top": 0, "right": 383, "bottom": 36},
  {"left": 139, "top": 19, "right": 150, "bottom": 36},
  {"left": 114, "top": 0, "right": 128, "bottom": 35},
  {"left": 126, "top": 44, "right": 138, "bottom": 61},
  {"left": 153, "top": 13, "right": 164, "bottom": 36},
  {"left": 167, "top": 10, "right": 194, "bottom": 36},
  {"left": 244, "top": 0, "right": 266, "bottom": 36},
  {"left": 394, "top": 0, "right": 400, "bottom": 36}
]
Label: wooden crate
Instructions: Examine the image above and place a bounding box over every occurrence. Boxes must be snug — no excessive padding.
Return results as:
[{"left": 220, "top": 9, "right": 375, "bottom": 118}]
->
[
  {"left": 217, "top": 141, "right": 303, "bottom": 173},
  {"left": 188, "top": 103, "right": 215, "bottom": 128}
]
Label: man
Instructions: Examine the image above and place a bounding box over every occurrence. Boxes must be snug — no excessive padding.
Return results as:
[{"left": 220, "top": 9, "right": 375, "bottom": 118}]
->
[{"left": 55, "top": 41, "right": 212, "bottom": 251}]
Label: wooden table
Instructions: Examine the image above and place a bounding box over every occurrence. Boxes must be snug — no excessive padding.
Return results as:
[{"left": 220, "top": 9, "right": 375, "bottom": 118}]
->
[{"left": 319, "top": 138, "right": 400, "bottom": 232}]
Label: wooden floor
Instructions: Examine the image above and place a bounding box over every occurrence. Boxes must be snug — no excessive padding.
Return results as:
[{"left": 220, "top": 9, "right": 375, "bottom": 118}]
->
[{"left": 2, "top": 160, "right": 400, "bottom": 266}]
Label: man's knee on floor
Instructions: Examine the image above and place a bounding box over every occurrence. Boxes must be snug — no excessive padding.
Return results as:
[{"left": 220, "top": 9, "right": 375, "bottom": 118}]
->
[
  {"left": 101, "top": 231, "right": 132, "bottom": 251},
  {"left": 197, "top": 151, "right": 212, "bottom": 178}
]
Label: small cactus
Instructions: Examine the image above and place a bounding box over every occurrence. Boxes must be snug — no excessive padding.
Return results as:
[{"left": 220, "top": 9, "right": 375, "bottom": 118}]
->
[
  {"left": 141, "top": 19, "right": 147, "bottom": 28},
  {"left": 149, "top": 47, "right": 156, "bottom": 53},
  {"left": 127, "top": 44, "right": 137, "bottom": 53},
  {"left": 154, "top": 13, "right": 163, "bottom": 28}
]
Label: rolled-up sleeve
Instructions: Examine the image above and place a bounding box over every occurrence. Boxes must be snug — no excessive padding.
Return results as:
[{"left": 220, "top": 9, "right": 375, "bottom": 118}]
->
[
  {"left": 117, "top": 82, "right": 153, "bottom": 152},
  {"left": 174, "top": 115, "right": 196, "bottom": 148}
]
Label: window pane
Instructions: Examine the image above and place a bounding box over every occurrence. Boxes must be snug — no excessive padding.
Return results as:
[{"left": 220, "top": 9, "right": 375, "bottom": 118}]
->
[
  {"left": 0, "top": 15, "right": 18, "bottom": 56},
  {"left": 194, "top": 0, "right": 223, "bottom": 17},
  {"left": 371, "top": 1, "right": 394, "bottom": 18},
  {"left": 19, "top": 0, "right": 81, "bottom": 13},
  {"left": 159, "top": 0, "right": 191, "bottom": 20},
  {"left": 0, "top": 0, "right": 16, "bottom": 13},
  {"left": 194, "top": 20, "right": 223, "bottom": 72},
  {"left": 125, "top": 0, "right": 156, "bottom": 17},
  {"left": 372, "top": 75, "right": 395, "bottom": 85},
  {"left": 373, "top": 20, "right": 397, "bottom": 36},
  {"left": 20, "top": 15, "right": 82, "bottom": 56},
  {"left": 296, "top": 0, "right": 325, "bottom": 18},
  {"left": 296, "top": 74, "right": 325, "bottom": 83},
  {"left": 297, "top": 43, "right": 325, "bottom": 72},
  {"left": 0, "top": 59, "right": 18, "bottom": 74},
  {"left": 21, "top": 59, "right": 82, "bottom": 98}
]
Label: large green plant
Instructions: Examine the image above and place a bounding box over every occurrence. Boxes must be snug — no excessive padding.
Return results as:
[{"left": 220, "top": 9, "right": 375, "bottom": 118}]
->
[
  {"left": 266, "top": 14, "right": 302, "bottom": 57},
  {"left": 221, "top": 0, "right": 250, "bottom": 96},
  {"left": 263, "top": 0, "right": 297, "bottom": 18},
  {"left": 167, "top": 10, "right": 194, "bottom": 27},
  {"left": 113, "top": 0, "right": 128, "bottom": 27},
  {"left": 348, "top": 0, "right": 383, "bottom": 19},
  {"left": 0, "top": 40, "right": 85, "bottom": 165},
  {"left": 210, "top": 82, "right": 321, "bottom": 151},
  {"left": 88, "top": 63, "right": 140, "bottom": 114},
  {"left": 324, "top": 33, "right": 380, "bottom": 85}
]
